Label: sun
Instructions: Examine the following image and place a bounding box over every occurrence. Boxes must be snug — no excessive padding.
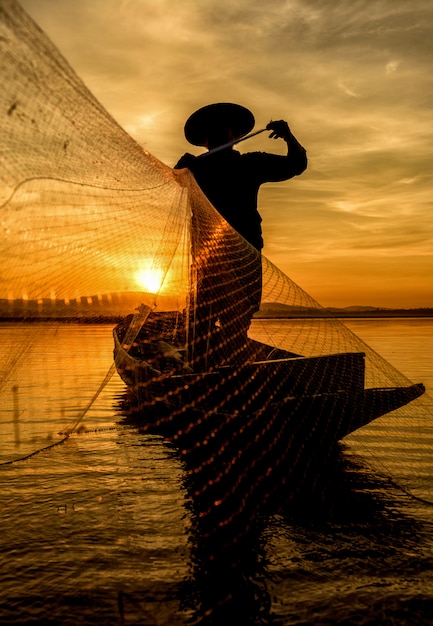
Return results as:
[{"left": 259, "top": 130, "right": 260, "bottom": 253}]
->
[{"left": 134, "top": 268, "right": 164, "bottom": 293}]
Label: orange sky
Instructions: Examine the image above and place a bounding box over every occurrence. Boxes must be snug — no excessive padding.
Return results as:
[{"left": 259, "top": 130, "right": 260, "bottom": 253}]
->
[{"left": 19, "top": 0, "right": 433, "bottom": 308}]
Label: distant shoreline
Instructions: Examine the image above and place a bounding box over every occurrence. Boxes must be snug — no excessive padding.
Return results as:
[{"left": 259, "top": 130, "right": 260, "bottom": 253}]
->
[
  {"left": 1, "top": 310, "right": 432, "bottom": 324},
  {"left": 0, "top": 294, "right": 432, "bottom": 322}
]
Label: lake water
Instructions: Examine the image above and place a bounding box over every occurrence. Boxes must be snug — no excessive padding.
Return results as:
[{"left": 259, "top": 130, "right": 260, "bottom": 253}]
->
[{"left": 1, "top": 319, "right": 433, "bottom": 625}]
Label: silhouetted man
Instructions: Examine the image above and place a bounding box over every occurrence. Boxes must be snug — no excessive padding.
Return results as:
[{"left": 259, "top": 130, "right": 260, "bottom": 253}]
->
[
  {"left": 175, "top": 102, "right": 307, "bottom": 366},
  {"left": 175, "top": 102, "right": 307, "bottom": 251}
]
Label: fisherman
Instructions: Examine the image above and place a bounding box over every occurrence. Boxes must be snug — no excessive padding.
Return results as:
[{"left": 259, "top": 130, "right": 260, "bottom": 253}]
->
[
  {"left": 174, "top": 102, "right": 307, "bottom": 365},
  {"left": 175, "top": 102, "right": 307, "bottom": 252}
]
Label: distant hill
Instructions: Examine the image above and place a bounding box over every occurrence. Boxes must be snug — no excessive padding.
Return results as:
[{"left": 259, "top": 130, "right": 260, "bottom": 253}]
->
[
  {"left": 256, "top": 302, "right": 433, "bottom": 319},
  {"left": 326, "top": 305, "right": 433, "bottom": 318},
  {"left": 334, "top": 305, "right": 389, "bottom": 312}
]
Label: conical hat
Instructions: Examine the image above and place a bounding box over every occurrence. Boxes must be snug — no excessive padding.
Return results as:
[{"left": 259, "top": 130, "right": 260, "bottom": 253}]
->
[{"left": 184, "top": 103, "right": 255, "bottom": 146}]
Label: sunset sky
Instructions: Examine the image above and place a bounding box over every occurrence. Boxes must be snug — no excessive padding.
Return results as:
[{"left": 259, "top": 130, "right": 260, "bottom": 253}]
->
[{"left": 19, "top": 0, "right": 433, "bottom": 308}]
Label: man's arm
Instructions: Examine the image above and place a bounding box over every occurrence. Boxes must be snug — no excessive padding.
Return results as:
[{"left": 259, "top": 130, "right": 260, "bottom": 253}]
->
[{"left": 266, "top": 120, "right": 307, "bottom": 175}]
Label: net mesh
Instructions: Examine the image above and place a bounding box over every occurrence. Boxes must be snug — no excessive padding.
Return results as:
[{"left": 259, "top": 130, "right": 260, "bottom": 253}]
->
[{"left": 1, "top": 0, "right": 433, "bottom": 557}]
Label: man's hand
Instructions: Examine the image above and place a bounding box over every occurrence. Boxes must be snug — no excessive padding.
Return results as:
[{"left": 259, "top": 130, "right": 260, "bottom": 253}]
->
[{"left": 266, "top": 120, "right": 291, "bottom": 141}]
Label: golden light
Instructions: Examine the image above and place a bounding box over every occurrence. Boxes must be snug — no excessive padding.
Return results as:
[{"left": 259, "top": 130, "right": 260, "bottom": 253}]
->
[{"left": 134, "top": 267, "right": 164, "bottom": 293}]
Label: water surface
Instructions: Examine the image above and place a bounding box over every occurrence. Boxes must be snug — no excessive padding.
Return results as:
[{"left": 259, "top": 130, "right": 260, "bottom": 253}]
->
[{"left": 1, "top": 319, "right": 433, "bottom": 625}]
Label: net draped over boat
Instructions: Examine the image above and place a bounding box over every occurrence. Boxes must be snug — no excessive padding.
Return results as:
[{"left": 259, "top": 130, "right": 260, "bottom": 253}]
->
[{"left": 1, "top": 0, "right": 433, "bottom": 553}]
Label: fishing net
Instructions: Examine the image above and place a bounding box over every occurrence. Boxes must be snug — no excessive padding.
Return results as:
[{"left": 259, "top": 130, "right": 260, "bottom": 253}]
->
[{"left": 1, "top": 0, "right": 433, "bottom": 563}]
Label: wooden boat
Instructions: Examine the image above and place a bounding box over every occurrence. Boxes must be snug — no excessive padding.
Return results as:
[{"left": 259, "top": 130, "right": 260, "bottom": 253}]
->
[{"left": 113, "top": 307, "right": 425, "bottom": 443}]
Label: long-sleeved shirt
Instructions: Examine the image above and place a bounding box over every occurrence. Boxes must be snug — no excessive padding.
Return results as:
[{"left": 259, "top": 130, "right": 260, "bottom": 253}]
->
[{"left": 174, "top": 147, "right": 307, "bottom": 251}]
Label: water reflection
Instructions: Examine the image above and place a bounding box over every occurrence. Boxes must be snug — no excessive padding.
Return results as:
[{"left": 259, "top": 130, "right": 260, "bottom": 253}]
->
[
  {"left": 182, "top": 464, "right": 273, "bottom": 625},
  {"left": 117, "top": 390, "right": 272, "bottom": 623},
  {"left": 116, "top": 391, "right": 431, "bottom": 625},
  {"left": 264, "top": 448, "right": 433, "bottom": 625}
]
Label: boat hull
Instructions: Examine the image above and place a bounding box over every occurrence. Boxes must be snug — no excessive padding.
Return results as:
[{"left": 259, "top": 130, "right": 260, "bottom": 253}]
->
[{"left": 113, "top": 322, "right": 424, "bottom": 442}]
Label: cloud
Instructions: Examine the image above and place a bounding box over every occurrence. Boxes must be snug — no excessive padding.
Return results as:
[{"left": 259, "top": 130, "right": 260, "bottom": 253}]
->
[
  {"left": 17, "top": 0, "right": 433, "bottom": 306},
  {"left": 386, "top": 60, "right": 400, "bottom": 74}
]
